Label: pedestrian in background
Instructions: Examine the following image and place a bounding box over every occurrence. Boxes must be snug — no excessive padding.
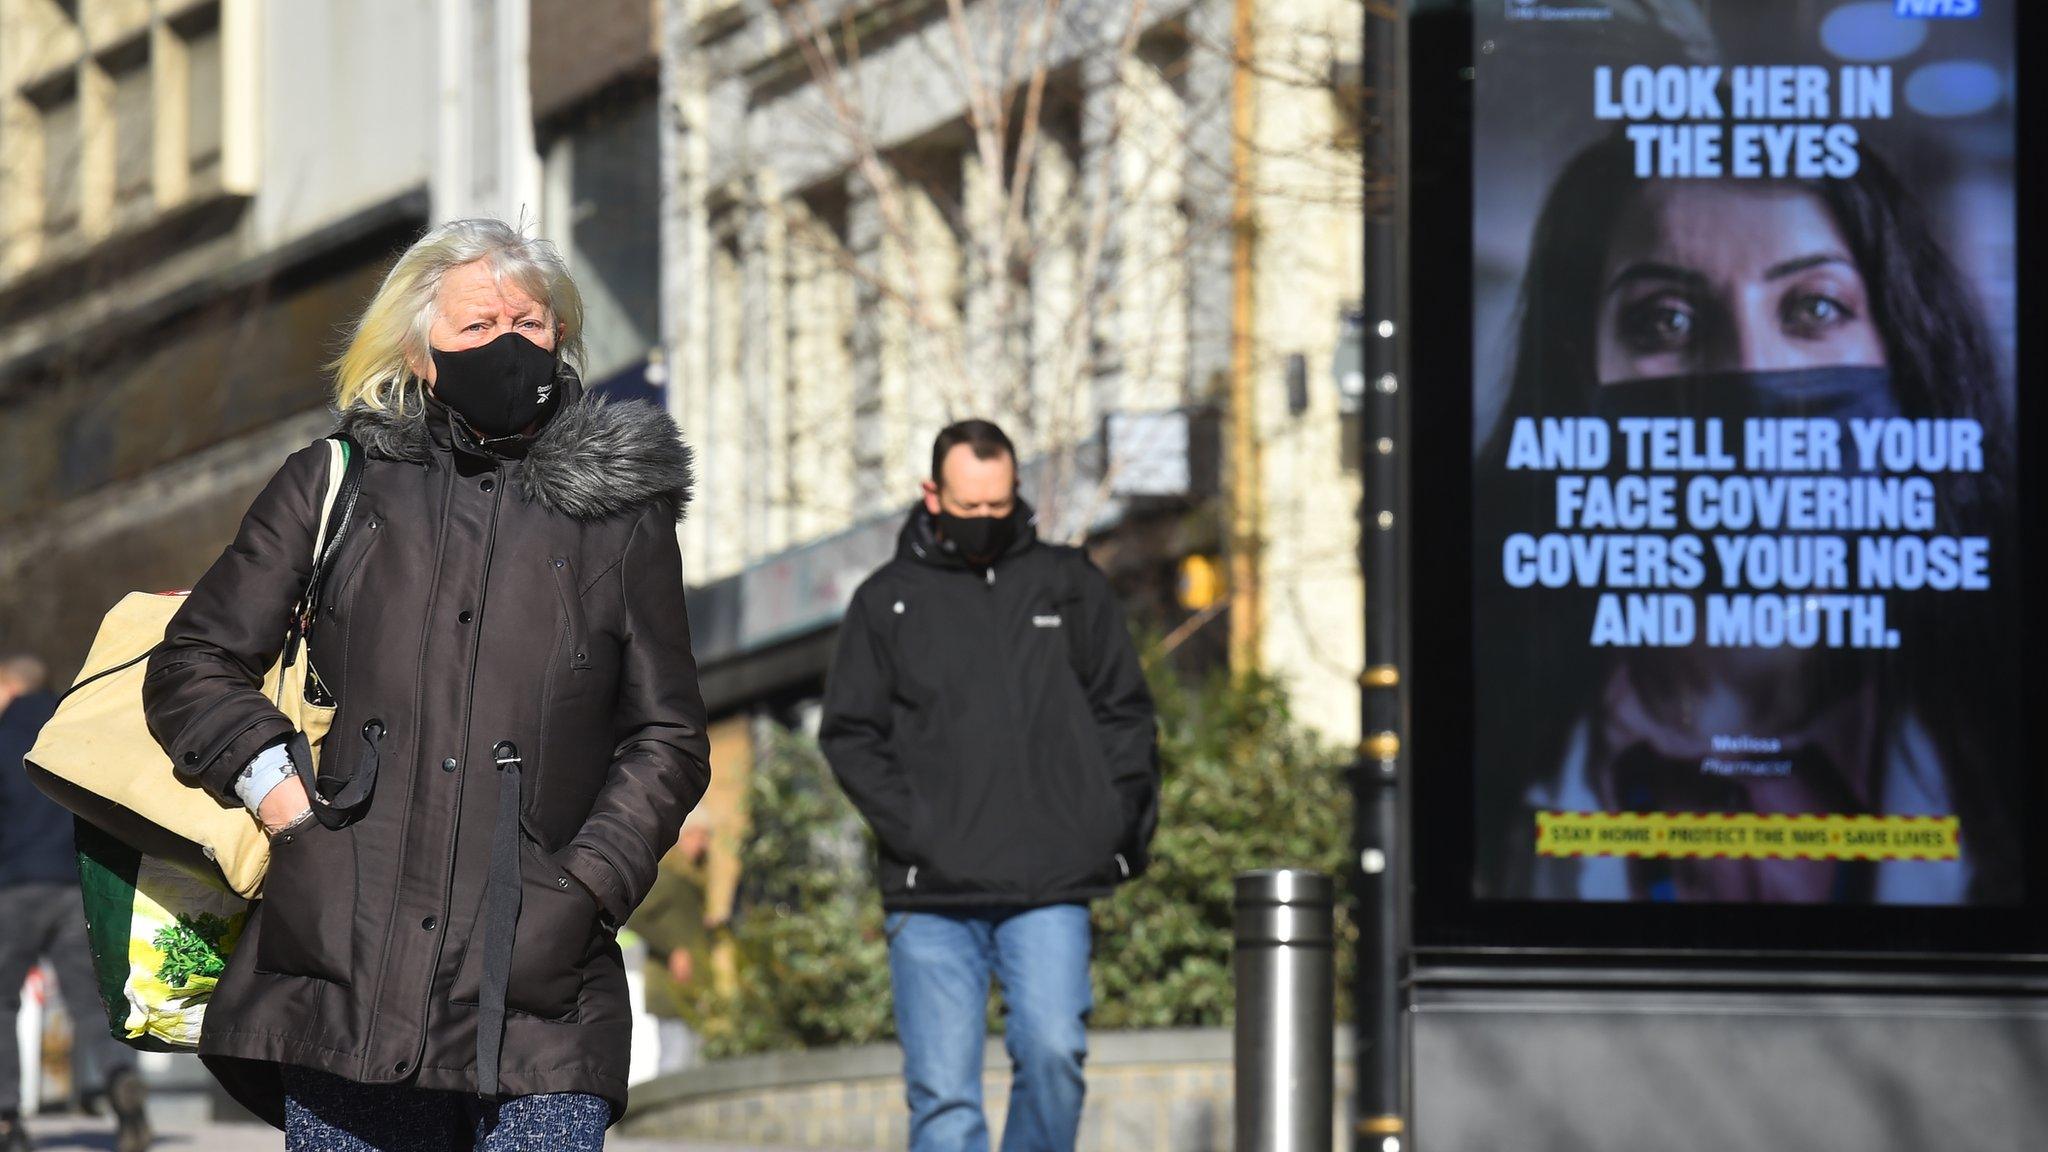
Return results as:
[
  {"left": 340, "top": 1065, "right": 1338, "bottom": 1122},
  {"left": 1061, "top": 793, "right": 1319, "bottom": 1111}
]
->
[
  {"left": 820, "top": 420, "right": 1160, "bottom": 1152},
  {"left": 0, "top": 654, "right": 153, "bottom": 1152},
  {"left": 628, "top": 820, "right": 717, "bottom": 1074}
]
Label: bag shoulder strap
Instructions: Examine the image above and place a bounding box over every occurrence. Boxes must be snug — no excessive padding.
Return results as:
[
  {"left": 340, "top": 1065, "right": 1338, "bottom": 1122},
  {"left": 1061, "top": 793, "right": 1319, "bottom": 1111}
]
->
[
  {"left": 307, "top": 435, "right": 364, "bottom": 597},
  {"left": 282, "top": 435, "right": 364, "bottom": 670},
  {"left": 311, "top": 439, "right": 346, "bottom": 568}
]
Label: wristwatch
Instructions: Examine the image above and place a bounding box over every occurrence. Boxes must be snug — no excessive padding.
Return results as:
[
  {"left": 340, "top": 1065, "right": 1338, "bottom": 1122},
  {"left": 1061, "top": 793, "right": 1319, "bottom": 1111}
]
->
[{"left": 265, "top": 805, "right": 316, "bottom": 838}]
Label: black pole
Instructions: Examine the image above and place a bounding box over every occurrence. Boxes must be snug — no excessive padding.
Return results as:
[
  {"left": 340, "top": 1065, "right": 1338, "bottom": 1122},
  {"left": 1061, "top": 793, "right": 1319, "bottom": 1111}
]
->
[{"left": 1354, "top": 1, "right": 1408, "bottom": 1150}]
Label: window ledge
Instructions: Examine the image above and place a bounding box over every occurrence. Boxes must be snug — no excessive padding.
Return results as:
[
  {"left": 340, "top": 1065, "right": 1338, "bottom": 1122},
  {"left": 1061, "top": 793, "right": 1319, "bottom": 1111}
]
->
[{"left": 0, "top": 189, "right": 252, "bottom": 328}]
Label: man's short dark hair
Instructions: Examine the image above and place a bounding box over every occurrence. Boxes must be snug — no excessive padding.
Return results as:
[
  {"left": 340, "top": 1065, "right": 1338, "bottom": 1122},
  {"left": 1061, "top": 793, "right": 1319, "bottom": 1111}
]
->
[{"left": 930, "top": 419, "right": 1016, "bottom": 486}]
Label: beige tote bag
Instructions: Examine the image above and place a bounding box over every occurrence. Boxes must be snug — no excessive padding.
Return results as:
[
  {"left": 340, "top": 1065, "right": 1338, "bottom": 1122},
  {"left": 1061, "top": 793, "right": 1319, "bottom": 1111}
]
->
[{"left": 26, "top": 439, "right": 351, "bottom": 898}]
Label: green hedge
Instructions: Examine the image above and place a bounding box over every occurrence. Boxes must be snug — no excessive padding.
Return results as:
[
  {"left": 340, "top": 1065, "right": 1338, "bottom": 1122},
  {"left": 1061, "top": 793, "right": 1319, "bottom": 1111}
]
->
[{"left": 682, "top": 670, "right": 1356, "bottom": 1057}]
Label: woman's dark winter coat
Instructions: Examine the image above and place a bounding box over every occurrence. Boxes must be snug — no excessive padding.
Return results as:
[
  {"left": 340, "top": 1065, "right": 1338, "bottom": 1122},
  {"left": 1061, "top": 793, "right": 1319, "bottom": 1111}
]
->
[{"left": 141, "top": 380, "right": 709, "bottom": 1125}]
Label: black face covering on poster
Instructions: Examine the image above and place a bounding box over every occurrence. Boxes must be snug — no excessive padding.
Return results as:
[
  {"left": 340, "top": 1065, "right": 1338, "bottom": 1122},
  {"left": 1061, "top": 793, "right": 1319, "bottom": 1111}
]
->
[{"left": 1591, "top": 366, "right": 1900, "bottom": 425}]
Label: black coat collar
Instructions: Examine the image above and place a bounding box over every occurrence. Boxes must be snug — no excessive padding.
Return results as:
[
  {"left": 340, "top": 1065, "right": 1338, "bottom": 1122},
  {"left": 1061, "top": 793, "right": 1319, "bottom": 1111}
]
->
[{"left": 335, "top": 370, "right": 694, "bottom": 523}]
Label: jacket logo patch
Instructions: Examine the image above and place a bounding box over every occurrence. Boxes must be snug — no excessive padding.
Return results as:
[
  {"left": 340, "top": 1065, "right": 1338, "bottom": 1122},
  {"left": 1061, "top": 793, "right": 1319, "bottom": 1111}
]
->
[{"left": 1033, "top": 614, "right": 1063, "bottom": 628}]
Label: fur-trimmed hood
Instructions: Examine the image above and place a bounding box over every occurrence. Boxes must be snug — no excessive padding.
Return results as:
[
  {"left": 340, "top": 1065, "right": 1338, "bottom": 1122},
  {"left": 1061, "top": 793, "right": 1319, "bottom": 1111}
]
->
[{"left": 335, "top": 386, "right": 694, "bottom": 523}]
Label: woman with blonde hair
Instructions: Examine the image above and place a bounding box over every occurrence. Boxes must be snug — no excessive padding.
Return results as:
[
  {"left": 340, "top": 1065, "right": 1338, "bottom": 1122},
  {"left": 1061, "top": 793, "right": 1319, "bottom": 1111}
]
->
[{"left": 143, "top": 217, "right": 710, "bottom": 1150}]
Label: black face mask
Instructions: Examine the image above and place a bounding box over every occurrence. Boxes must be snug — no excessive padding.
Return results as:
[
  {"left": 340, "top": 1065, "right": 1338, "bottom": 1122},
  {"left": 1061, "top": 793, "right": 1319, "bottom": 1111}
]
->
[
  {"left": 430, "top": 332, "right": 563, "bottom": 438},
  {"left": 937, "top": 509, "right": 1017, "bottom": 564}
]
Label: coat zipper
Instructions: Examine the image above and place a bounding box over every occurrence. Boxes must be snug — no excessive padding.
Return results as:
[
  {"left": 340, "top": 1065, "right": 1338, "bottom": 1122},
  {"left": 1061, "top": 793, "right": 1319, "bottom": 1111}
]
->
[
  {"left": 413, "top": 459, "right": 505, "bottom": 1071},
  {"left": 906, "top": 865, "right": 918, "bottom": 890},
  {"left": 983, "top": 561, "right": 1031, "bottom": 776},
  {"left": 364, "top": 458, "right": 453, "bottom": 1070}
]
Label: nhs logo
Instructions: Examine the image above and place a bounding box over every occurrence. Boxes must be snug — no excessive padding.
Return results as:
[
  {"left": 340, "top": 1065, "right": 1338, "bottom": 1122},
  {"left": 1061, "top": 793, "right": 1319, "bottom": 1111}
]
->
[{"left": 1894, "top": 0, "right": 1979, "bottom": 17}]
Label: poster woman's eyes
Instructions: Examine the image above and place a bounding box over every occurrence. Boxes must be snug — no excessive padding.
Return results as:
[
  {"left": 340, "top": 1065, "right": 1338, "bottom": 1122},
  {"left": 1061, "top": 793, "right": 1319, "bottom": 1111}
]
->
[{"left": 1593, "top": 183, "right": 1888, "bottom": 383}]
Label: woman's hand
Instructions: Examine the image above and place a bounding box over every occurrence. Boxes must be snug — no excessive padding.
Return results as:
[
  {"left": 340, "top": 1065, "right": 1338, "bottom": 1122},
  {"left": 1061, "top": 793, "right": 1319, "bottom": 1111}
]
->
[
  {"left": 667, "top": 949, "right": 694, "bottom": 985},
  {"left": 260, "top": 776, "right": 314, "bottom": 836}
]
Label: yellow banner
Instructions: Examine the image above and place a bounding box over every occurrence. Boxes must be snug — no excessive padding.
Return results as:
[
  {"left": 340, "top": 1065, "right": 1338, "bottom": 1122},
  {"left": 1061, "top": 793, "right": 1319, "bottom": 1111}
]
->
[{"left": 1534, "top": 812, "right": 1960, "bottom": 861}]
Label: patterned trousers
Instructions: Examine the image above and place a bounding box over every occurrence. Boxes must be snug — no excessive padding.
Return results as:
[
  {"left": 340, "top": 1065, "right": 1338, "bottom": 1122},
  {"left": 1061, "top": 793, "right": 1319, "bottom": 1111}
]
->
[{"left": 282, "top": 1065, "right": 608, "bottom": 1151}]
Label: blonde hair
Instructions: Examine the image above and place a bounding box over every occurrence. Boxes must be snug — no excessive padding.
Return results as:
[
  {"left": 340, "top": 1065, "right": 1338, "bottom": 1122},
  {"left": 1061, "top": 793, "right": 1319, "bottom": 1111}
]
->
[{"left": 330, "top": 218, "right": 586, "bottom": 412}]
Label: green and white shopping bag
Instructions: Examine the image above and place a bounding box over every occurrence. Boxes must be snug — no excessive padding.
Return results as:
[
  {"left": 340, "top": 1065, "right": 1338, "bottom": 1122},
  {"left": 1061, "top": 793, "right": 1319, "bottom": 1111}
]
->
[{"left": 74, "top": 818, "right": 249, "bottom": 1051}]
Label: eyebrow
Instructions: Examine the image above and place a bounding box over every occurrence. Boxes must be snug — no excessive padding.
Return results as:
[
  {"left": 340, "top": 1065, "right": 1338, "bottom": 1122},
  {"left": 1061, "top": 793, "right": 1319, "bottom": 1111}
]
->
[
  {"left": 1603, "top": 253, "right": 1858, "bottom": 299},
  {"left": 1603, "top": 262, "right": 1706, "bottom": 299},
  {"left": 456, "top": 301, "right": 543, "bottom": 319},
  {"left": 1761, "top": 253, "right": 1857, "bottom": 280}
]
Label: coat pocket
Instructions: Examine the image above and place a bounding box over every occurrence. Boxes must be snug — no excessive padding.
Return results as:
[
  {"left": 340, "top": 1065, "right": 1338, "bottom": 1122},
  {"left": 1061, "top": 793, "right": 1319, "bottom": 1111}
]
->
[
  {"left": 504, "top": 834, "right": 598, "bottom": 1020},
  {"left": 319, "top": 515, "right": 384, "bottom": 626},
  {"left": 308, "top": 513, "right": 383, "bottom": 693},
  {"left": 1030, "top": 741, "right": 1128, "bottom": 892},
  {"left": 252, "top": 823, "right": 356, "bottom": 984},
  {"left": 547, "top": 557, "right": 592, "bottom": 672}
]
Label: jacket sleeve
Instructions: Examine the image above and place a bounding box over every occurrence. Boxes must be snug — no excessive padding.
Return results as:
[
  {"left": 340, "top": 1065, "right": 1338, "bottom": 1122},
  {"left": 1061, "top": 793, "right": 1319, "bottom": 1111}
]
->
[
  {"left": 818, "top": 586, "right": 921, "bottom": 860},
  {"left": 142, "top": 443, "right": 327, "bottom": 808},
  {"left": 1073, "top": 554, "right": 1161, "bottom": 875},
  {"left": 559, "top": 502, "right": 713, "bottom": 926}
]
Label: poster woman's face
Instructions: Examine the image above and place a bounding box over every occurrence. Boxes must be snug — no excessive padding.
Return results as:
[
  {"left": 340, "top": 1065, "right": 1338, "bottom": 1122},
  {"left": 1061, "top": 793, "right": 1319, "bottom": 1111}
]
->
[{"left": 1595, "top": 184, "right": 1888, "bottom": 384}]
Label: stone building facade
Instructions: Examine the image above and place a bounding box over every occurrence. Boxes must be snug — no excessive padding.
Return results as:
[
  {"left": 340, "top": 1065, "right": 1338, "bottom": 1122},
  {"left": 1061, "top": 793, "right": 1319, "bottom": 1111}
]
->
[
  {"left": 0, "top": 0, "right": 548, "bottom": 684},
  {"left": 658, "top": 0, "right": 1368, "bottom": 742}
]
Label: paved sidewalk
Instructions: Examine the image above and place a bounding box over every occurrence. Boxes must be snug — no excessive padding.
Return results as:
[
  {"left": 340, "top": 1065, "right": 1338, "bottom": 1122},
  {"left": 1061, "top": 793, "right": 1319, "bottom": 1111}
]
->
[{"left": 17, "top": 1114, "right": 847, "bottom": 1151}]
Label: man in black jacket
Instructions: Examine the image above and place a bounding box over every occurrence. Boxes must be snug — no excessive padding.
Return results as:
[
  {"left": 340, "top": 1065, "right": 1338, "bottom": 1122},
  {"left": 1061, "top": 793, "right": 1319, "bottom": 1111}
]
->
[
  {"left": 821, "top": 420, "right": 1158, "bottom": 1152},
  {"left": 0, "top": 655, "right": 149, "bottom": 1152}
]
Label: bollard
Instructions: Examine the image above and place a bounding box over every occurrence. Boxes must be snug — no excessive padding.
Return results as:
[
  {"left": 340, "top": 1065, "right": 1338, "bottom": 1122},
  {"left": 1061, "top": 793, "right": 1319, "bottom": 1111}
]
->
[{"left": 1235, "top": 869, "right": 1335, "bottom": 1152}]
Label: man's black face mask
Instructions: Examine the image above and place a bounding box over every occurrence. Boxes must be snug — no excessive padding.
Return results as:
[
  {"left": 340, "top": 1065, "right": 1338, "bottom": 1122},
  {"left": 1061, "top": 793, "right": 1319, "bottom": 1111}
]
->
[
  {"left": 430, "top": 331, "right": 563, "bottom": 438},
  {"left": 937, "top": 509, "right": 1018, "bottom": 564}
]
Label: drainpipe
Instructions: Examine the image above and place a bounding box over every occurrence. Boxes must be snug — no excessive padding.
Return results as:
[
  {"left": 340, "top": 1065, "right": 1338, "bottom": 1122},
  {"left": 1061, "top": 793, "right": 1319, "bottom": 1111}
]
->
[{"left": 1226, "top": 0, "right": 1263, "bottom": 671}]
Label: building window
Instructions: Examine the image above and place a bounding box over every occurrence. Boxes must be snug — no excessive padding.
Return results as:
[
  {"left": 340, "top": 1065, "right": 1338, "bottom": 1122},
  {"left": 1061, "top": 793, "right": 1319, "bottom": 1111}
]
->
[
  {"left": 1, "top": 0, "right": 238, "bottom": 274},
  {"left": 175, "top": 5, "right": 224, "bottom": 186},
  {"left": 104, "top": 40, "right": 154, "bottom": 211},
  {"left": 553, "top": 91, "right": 660, "bottom": 384},
  {"left": 28, "top": 72, "right": 82, "bottom": 245}
]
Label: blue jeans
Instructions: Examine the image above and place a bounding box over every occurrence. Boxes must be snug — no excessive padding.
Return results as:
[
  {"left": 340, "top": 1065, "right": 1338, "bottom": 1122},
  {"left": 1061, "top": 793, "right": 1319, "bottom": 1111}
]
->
[
  {"left": 282, "top": 1065, "right": 607, "bottom": 1151},
  {"left": 887, "top": 904, "right": 1093, "bottom": 1152}
]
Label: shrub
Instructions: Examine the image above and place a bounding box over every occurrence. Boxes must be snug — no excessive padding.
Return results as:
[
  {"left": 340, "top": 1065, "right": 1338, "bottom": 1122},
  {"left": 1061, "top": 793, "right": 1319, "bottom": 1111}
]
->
[
  {"left": 684, "top": 670, "right": 1356, "bottom": 1056},
  {"left": 679, "top": 727, "right": 895, "bottom": 1055},
  {"left": 1092, "top": 671, "right": 1357, "bottom": 1029}
]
